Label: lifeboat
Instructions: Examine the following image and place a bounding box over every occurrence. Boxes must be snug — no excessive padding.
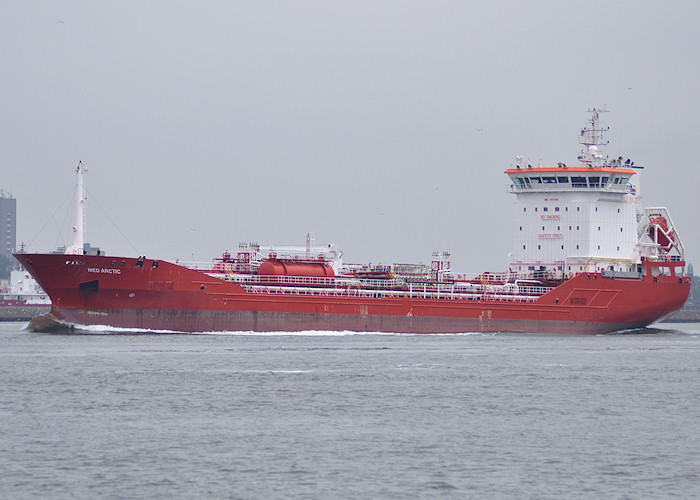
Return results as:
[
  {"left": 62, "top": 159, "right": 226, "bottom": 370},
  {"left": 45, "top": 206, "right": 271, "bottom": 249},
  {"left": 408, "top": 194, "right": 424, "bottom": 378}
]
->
[{"left": 648, "top": 215, "right": 675, "bottom": 249}]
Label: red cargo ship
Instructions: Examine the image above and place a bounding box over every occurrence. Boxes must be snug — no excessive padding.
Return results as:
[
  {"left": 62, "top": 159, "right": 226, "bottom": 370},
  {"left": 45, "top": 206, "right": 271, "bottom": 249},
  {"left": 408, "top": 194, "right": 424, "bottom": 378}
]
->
[{"left": 14, "top": 111, "right": 691, "bottom": 334}]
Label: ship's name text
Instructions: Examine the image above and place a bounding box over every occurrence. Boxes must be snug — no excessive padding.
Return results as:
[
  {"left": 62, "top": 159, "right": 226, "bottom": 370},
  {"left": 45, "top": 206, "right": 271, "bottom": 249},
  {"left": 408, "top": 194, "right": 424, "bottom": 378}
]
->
[{"left": 88, "top": 268, "right": 122, "bottom": 274}]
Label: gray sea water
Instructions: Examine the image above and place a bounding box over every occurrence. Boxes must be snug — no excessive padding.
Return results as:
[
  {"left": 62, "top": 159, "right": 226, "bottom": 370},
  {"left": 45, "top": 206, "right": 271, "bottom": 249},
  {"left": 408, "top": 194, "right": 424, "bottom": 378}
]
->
[{"left": 1, "top": 321, "right": 700, "bottom": 499}]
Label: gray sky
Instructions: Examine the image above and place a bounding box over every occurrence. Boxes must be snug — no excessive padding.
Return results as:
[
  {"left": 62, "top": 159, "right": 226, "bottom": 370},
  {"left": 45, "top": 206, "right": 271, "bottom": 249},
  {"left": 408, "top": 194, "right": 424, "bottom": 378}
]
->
[{"left": 2, "top": 1, "right": 699, "bottom": 272}]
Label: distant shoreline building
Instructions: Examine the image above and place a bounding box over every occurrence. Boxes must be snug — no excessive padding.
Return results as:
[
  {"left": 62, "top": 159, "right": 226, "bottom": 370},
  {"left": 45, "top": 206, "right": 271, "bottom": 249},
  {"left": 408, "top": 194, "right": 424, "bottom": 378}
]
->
[{"left": 0, "top": 192, "right": 17, "bottom": 258}]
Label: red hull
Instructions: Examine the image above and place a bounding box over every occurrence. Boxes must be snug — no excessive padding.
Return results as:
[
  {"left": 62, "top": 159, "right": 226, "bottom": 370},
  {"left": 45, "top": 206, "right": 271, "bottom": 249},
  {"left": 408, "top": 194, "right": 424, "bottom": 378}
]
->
[{"left": 14, "top": 253, "right": 691, "bottom": 335}]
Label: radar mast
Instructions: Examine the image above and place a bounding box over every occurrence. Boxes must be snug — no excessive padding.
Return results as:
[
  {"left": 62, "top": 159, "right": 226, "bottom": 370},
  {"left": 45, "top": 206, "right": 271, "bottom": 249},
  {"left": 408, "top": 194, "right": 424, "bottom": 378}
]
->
[{"left": 577, "top": 108, "right": 609, "bottom": 167}]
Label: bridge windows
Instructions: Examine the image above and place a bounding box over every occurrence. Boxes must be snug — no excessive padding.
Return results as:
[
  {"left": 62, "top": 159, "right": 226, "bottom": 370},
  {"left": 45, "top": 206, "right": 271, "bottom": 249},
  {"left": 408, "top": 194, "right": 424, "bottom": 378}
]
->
[
  {"left": 571, "top": 176, "right": 587, "bottom": 187},
  {"left": 511, "top": 172, "right": 633, "bottom": 191}
]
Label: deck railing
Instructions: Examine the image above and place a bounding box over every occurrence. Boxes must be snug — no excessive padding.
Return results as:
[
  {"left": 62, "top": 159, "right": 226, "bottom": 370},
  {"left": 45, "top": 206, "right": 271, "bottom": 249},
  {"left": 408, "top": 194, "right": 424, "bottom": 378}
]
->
[
  {"left": 239, "top": 282, "right": 549, "bottom": 302},
  {"left": 179, "top": 261, "right": 556, "bottom": 302},
  {"left": 216, "top": 275, "right": 553, "bottom": 302}
]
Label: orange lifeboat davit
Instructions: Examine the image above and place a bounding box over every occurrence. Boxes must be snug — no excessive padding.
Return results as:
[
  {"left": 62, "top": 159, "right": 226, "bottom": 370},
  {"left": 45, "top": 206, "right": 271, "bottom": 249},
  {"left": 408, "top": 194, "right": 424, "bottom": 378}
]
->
[{"left": 648, "top": 215, "right": 675, "bottom": 249}]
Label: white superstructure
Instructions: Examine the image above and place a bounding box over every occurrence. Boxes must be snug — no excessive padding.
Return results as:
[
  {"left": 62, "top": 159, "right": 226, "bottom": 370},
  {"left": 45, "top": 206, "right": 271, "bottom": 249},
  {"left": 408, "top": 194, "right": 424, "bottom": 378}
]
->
[
  {"left": 506, "top": 109, "right": 685, "bottom": 280},
  {"left": 1, "top": 269, "right": 50, "bottom": 304}
]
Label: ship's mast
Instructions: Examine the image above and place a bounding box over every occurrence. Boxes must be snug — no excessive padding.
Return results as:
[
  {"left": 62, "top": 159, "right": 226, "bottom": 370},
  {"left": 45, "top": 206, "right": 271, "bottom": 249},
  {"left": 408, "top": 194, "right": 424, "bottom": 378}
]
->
[
  {"left": 65, "top": 161, "right": 86, "bottom": 255},
  {"left": 577, "top": 108, "right": 609, "bottom": 167}
]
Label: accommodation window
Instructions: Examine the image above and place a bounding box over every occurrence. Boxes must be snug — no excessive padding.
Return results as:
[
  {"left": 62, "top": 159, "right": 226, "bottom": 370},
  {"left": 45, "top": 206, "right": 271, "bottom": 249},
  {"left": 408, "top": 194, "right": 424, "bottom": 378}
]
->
[
  {"left": 555, "top": 207, "right": 560, "bottom": 212},
  {"left": 543, "top": 207, "right": 549, "bottom": 212}
]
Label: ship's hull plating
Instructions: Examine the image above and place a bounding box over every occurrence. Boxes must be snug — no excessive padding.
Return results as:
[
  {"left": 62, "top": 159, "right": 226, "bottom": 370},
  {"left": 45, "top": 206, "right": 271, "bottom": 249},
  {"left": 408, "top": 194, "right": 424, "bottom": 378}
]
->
[
  {"left": 15, "top": 253, "right": 691, "bottom": 335},
  {"left": 35, "top": 308, "right": 659, "bottom": 335}
]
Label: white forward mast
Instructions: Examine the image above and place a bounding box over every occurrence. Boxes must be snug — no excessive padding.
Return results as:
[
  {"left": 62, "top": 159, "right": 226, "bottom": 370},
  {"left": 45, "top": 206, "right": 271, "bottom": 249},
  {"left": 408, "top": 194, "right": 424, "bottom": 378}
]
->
[{"left": 65, "top": 161, "right": 86, "bottom": 255}]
